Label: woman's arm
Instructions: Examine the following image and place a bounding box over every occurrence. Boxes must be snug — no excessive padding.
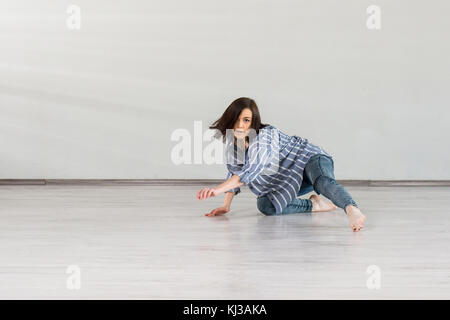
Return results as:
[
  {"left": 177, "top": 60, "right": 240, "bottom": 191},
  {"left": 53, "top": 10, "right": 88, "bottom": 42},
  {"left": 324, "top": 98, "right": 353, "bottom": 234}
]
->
[
  {"left": 204, "top": 187, "right": 238, "bottom": 217},
  {"left": 200, "top": 176, "right": 242, "bottom": 216},
  {"left": 215, "top": 174, "right": 244, "bottom": 195},
  {"left": 222, "top": 190, "right": 235, "bottom": 210},
  {"left": 205, "top": 191, "right": 235, "bottom": 217},
  {"left": 197, "top": 174, "right": 244, "bottom": 201}
]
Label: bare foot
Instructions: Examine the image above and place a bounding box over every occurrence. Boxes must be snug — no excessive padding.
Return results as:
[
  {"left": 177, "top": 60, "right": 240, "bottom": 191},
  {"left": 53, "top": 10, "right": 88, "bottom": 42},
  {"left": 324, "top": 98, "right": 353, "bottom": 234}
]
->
[
  {"left": 309, "top": 194, "right": 338, "bottom": 212},
  {"left": 345, "top": 205, "right": 366, "bottom": 232}
]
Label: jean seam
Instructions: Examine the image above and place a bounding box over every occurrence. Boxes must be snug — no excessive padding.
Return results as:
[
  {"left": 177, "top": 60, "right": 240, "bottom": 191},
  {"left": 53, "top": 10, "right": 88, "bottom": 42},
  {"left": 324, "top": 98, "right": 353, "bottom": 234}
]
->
[
  {"left": 318, "top": 157, "right": 325, "bottom": 177},
  {"left": 319, "top": 156, "right": 335, "bottom": 180}
]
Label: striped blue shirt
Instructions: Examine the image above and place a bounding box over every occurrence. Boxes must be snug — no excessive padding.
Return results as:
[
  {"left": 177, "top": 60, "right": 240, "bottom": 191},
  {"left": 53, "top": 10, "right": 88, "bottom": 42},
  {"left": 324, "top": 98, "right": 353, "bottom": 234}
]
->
[{"left": 225, "top": 124, "right": 332, "bottom": 214}]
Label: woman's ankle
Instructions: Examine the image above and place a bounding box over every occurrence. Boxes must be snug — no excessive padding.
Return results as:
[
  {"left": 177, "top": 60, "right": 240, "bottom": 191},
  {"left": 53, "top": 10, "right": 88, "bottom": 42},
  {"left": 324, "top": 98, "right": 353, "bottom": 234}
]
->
[{"left": 345, "top": 205, "right": 358, "bottom": 215}]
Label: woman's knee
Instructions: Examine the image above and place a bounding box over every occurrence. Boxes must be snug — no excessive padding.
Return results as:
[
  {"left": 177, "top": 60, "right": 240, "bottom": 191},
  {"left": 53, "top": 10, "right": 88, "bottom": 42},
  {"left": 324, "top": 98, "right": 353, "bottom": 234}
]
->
[
  {"left": 257, "top": 197, "right": 276, "bottom": 215},
  {"left": 313, "top": 175, "right": 338, "bottom": 195},
  {"left": 304, "top": 155, "right": 335, "bottom": 187}
]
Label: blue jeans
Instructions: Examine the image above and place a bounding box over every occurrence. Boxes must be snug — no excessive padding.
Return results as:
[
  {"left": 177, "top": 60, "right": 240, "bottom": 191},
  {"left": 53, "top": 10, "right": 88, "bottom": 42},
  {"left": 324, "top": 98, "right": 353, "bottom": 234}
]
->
[{"left": 256, "top": 154, "right": 358, "bottom": 215}]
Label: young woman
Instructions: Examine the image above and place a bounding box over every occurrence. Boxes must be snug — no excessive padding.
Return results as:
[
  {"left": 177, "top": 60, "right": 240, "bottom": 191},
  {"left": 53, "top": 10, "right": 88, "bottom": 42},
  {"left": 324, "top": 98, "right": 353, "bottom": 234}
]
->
[{"left": 196, "top": 97, "right": 366, "bottom": 232}]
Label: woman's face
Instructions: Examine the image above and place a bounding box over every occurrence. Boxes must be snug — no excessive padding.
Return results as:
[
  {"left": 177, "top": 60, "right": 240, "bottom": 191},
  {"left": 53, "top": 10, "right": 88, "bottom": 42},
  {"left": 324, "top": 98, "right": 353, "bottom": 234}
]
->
[{"left": 233, "top": 108, "right": 252, "bottom": 140}]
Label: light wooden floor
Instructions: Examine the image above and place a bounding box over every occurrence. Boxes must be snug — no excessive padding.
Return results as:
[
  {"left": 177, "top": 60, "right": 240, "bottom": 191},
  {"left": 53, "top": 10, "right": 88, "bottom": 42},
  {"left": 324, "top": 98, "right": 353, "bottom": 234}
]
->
[{"left": 0, "top": 185, "right": 449, "bottom": 299}]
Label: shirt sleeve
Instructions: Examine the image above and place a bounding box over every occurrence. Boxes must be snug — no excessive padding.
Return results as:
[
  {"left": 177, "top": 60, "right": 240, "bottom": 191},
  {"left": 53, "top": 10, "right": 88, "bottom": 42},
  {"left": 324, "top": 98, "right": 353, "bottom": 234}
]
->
[
  {"left": 225, "top": 171, "right": 241, "bottom": 195},
  {"left": 233, "top": 128, "right": 278, "bottom": 185}
]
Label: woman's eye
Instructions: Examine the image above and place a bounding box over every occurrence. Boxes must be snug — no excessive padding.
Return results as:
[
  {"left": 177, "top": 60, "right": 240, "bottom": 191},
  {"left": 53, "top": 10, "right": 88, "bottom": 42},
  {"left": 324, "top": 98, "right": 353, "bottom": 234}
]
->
[{"left": 245, "top": 119, "right": 250, "bottom": 122}]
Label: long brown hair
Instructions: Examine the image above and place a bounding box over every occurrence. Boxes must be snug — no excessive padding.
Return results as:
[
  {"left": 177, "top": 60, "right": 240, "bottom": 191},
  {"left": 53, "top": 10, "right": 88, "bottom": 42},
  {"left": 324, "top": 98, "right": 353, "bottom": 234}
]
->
[{"left": 209, "top": 97, "right": 270, "bottom": 143}]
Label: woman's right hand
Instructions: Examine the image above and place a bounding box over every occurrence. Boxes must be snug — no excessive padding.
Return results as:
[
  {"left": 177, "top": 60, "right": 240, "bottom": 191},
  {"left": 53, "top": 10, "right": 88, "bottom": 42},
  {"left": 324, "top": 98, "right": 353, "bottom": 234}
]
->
[{"left": 205, "top": 206, "right": 230, "bottom": 217}]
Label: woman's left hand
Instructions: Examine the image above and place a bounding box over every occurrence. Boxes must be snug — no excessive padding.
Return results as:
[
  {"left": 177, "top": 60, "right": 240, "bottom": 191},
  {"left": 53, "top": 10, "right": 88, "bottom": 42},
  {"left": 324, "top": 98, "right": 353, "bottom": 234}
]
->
[{"left": 197, "top": 188, "right": 217, "bottom": 200}]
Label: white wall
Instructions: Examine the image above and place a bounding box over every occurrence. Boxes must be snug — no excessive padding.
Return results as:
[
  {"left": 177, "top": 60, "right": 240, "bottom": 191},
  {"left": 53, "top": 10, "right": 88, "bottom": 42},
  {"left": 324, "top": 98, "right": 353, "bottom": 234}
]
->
[{"left": 1, "top": 0, "right": 449, "bottom": 179}]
